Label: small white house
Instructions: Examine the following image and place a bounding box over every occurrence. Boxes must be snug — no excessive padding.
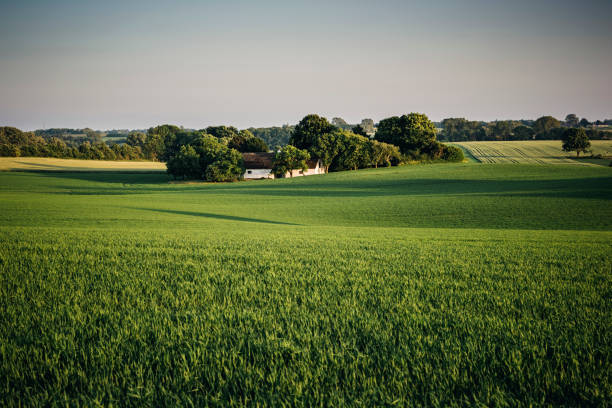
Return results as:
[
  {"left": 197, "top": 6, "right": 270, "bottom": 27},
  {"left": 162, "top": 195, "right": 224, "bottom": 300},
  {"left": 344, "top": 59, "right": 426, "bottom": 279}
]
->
[
  {"left": 242, "top": 153, "right": 276, "bottom": 179},
  {"left": 242, "top": 152, "right": 325, "bottom": 179}
]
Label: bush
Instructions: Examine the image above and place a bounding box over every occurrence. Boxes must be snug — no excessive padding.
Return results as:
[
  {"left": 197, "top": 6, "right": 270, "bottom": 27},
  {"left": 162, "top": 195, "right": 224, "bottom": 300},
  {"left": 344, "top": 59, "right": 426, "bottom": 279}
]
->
[{"left": 442, "top": 145, "right": 465, "bottom": 162}]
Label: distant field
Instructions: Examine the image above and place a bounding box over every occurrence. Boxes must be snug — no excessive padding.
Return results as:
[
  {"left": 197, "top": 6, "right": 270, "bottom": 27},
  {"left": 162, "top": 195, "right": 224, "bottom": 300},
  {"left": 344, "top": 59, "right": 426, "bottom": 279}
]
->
[
  {"left": 0, "top": 157, "right": 166, "bottom": 172},
  {"left": 453, "top": 140, "right": 612, "bottom": 165},
  {"left": 1, "top": 163, "right": 611, "bottom": 406}
]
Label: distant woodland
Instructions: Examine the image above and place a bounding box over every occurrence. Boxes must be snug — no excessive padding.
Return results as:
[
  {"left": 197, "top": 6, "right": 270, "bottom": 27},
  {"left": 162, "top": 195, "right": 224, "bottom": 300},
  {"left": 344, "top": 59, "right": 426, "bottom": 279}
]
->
[
  {"left": 438, "top": 115, "right": 612, "bottom": 142},
  {"left": 1, "top": 114, "right": 610, "bottom": 175}
]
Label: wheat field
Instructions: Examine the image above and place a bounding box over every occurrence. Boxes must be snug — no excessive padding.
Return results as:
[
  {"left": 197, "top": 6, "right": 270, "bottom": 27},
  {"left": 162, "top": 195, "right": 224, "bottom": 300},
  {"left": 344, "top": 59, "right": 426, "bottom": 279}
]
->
[
  {"left": 1, "top": 163, "right": 611, "bottom": 406},
  {"left": 453, "top": 140, "right": 612, "bottom": 165},
  {"left": 0, "top": 157, "right": 166, "bottom": 172}
]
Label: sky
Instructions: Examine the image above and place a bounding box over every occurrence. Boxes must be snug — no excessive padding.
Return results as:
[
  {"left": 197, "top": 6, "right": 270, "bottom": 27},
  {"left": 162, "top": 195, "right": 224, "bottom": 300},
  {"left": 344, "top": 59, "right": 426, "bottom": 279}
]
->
[{"left": 1, "top": 0, "right": 611, "bottom": 130}]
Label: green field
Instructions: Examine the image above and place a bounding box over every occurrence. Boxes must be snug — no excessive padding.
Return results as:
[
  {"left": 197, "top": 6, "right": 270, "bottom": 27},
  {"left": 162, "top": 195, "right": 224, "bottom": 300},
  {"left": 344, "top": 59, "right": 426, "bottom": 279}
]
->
[
  {"left": 1, "top": 163, "right": 611, "bottom": 406},
  {"left": 453, "top": 140, "right": 612, "bottom": 165}
]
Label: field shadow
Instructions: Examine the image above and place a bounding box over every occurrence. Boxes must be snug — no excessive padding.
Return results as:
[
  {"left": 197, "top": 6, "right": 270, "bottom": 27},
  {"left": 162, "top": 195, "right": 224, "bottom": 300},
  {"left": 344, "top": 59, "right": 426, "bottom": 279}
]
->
[
  {"left": 33, "top": 171, "right": 170, "bottom": 184},
  {"left": 20, "top": 169, "right": 612, "bottom": 201},
  {"left": 131, "top": 207, "right": 300, "bottom": 226}
]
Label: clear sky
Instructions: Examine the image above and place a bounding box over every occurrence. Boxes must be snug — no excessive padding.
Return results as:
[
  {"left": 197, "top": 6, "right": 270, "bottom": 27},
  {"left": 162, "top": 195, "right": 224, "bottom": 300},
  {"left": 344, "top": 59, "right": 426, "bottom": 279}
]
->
[{"left": 1, "top": 0, "right": 611, "bottom": 130}]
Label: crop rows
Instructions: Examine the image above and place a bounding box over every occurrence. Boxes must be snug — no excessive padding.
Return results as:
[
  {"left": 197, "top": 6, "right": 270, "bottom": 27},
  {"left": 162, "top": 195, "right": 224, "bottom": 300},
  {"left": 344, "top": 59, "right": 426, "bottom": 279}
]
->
[{"left": 454, "top": 140, "right": 612, "bottom": 165}]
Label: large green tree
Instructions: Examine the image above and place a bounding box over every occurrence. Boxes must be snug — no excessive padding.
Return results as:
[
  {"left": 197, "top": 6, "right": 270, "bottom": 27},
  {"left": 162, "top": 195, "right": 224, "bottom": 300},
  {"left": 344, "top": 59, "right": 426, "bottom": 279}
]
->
[
  {"left": 204, "top": 126, "right": 239, "bottom": 140},
  {"left": 204, "top": 148, "right": 244, "bottom": 182},
  {"left": 273, "top": 145, "right": 310, "bottom": 178},
  {"left": 310, "top": 130, "right": 343, "bottom": 173},
  {"left": 562, "top": 128, "right": 591, "bottom": 157},
  {"left": 145, "top": 124, "right": 181, "bottom": 161},
  {"left": 533, "top": 116, "right": 561, "bottom": 137},
  {"left": 165, "top": 134, "right": 244, "bottom": 181},
  {"left": 565, "top": 114, "right": 579, "bottom": 127},
  {"left": 290, "top": 114, "right": 336, "bottom": 151},
  {"left": 512, "top": 125, "right": 535, "bottom": 140},
  {"left": 333, "top": 132, "right": 371, "bottom": 171},
  {"left": 228, "top": 130, "right": 269, "bottom": 152},
  {"left": 166, "top": 145, "right": 201, "bottom": 179},
  {"left": 374, "top": 113, "right": 437, "bottom": 154}
]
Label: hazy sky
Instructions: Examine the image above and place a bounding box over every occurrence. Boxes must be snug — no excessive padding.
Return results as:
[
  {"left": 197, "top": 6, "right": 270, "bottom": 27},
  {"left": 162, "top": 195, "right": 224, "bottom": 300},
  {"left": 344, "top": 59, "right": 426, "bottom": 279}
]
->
[{"left": 1, "top": 0, "right": 611, "bottom": 130}]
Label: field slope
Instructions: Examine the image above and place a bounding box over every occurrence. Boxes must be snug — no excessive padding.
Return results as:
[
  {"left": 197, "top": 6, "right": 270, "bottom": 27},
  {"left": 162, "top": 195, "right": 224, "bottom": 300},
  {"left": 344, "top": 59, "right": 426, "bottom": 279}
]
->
[
  {"left": 1, "top": 163, "right": 611, "bottom": 406},
  {"left": 454, "top": 140, "right": 612, "bottom": 165}
]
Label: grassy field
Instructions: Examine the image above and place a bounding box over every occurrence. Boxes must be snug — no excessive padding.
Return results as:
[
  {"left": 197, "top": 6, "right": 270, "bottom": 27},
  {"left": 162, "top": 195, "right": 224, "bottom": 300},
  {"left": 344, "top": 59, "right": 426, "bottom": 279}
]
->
[
  {"left": 1, "top": 163, "right": 611, "bottom": 406},
  {"left": 453, "top": 140, "right": 612, "bottom": 165},
  {"left": 0, "top": 157, "right": 165, "bottom": 172}
]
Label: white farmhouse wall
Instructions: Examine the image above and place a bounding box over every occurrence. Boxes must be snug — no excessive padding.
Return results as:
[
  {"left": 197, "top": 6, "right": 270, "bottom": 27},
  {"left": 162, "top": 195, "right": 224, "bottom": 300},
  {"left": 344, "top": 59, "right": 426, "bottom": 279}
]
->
[
  {"left": 283, "top": 160, "right": 325, "bottom": 177},
  {"left": 243, "top": 159, "right": 324, "bottom": 179},
  {"left": 243, "top": 169, "right": 274, "bottom": 179}
]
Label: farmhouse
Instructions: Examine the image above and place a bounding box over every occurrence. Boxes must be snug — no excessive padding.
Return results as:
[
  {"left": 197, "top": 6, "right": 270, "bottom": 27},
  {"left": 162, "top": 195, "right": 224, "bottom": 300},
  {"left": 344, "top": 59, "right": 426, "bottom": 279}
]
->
[{"left": 242, "top": 152, "right": 325, "bottom": 179}]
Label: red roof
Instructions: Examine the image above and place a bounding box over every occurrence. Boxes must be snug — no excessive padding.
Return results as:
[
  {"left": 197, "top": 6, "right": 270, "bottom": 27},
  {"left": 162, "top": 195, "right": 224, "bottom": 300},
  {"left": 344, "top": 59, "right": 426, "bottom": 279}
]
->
[
  {"left": 242, "top": 152, "right": 319, "bottom": 170},
  {"left": 242, "top": 153, "right": 275, "bottom": 169}
]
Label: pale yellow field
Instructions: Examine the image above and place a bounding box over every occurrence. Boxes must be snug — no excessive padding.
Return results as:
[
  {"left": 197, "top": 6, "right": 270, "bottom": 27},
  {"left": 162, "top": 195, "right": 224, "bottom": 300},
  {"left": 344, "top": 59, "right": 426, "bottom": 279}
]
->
[
  {"left": 0, "top": 157, "right": 166, "bottom": 172},
  {"left": 454, "top": 140, "right": 612, "bottom": 165}
]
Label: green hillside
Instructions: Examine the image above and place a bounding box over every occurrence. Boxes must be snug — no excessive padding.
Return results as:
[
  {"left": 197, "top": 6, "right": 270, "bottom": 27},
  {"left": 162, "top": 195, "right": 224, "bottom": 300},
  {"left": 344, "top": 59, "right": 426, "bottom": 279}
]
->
[{"left": 1, "top": 163, "right": 611, "bottom": 406}]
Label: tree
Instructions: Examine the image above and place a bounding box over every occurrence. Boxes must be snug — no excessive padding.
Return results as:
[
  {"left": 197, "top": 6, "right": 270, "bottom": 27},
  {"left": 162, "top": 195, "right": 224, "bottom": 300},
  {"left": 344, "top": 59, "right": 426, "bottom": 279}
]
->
[
  {"left": 512, "top": 125, "right": 535, "bottom": 140},
  {"left": 145, "top": 124, "right": 181, "bottom": 161},
  {"left": 533, "top": 116, "right": 561, "bottom": 138},
  {"left": 352, "top": 124, "right": 368, "bottom": 137},
  {"left": 333, "top": 132, "right": 371, "bottom": 171},
  {"left": 166, "top": 145, "right": 201, "bottom": 179},
  {"left": 310, "top": 131, "right": 342, "bottom": 173},
  {"left": 46, "top": 137, "right": 68, "bottom": 157},
  {"left": 126, "top": 131, "right": 146, "bottom": 147},
  {"left": 205, "top": 126, "right": 239, "bottom": 140},
  {"left": 565, "top": 114, "right": 579, "bottom": 127},
  {"left": 247, "top": 125, "right": 294, "bottom": 147},
  {"left": 228, "top": 130, "right": 268, "bottom": 152},
  {"left": 562, "top": 128, "right": 590, "bottom": 157},
  {"left": 579, "top": 118, "right": 591, "bottom": 127},
  {"left": 242, "top": 137, "right": 268, "bottom": 152},
  {"left": 165, "top": 135, "right": 244, "bottom": 181},
  {"left": 332, "top": 117, "right": 349, "bottom": 127},
  {"left": 374, "top": 113, "right": 437, "bottom": 154},
  {"left": 0, "top": 143, "right": 20, "bottom": 157},
  {"left": 488, "top": 120, "right": 515, "bottom": 141},
  {"left": 370, "top": 140, "right": 401, "bottom": 168},
  {"left": 204, "top": 147, "right": 244, "bottom": 182},
  {"left": 290, "top": 114, "right": 336, "bottom": 151},
  {"left": 360, "top": 119, "right": 375, "bottom": 135},
  {"left": 273, "top": 145, "right": 310, "bottom": 178},
  {"left": 441, "top": 118, "right": 487, "bottom": 142}
]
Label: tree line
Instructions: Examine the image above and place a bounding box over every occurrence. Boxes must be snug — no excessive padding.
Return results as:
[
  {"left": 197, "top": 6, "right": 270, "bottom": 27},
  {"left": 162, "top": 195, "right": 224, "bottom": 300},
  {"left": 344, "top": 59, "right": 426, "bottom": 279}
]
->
[
  {"left": 0, "top": 113, "right": 465, "bottom": 181},
  {"left": 287, "top": 113, "right": 463, "bottom": 174},
  {"left": 439, "top": 115, "right": 612, "bottom": 142},
  {"left": 0, "top": 127, "right": 143, "bottom": 160},
  {"left": 128, "top": 113, "right": 465, "bottom": 181}
]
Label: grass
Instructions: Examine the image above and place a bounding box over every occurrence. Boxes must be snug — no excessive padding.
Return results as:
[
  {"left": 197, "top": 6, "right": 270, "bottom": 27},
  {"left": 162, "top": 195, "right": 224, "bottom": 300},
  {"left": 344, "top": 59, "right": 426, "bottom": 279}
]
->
[
  {"left": 0, "top": 157, "right": 166, "bottom": 172},
  {"left": 453, "top": 140, "right": 612, "bottom": 165},
  {"left": 1, "top": 163, "right": 611, "bottom": 406}
]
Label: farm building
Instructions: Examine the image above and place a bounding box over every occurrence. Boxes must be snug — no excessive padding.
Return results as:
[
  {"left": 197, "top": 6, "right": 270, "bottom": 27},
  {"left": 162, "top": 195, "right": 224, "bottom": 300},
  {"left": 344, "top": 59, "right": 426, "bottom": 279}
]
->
[{"left": 242, "top": 152, "right": 325, "bottom": 179}]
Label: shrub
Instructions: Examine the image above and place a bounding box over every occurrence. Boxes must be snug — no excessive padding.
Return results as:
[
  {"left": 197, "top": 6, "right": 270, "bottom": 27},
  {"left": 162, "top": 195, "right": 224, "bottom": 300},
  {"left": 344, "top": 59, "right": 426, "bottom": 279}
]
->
[{"left": 442, "top": 145, "right": 465, "bottom": 162}]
